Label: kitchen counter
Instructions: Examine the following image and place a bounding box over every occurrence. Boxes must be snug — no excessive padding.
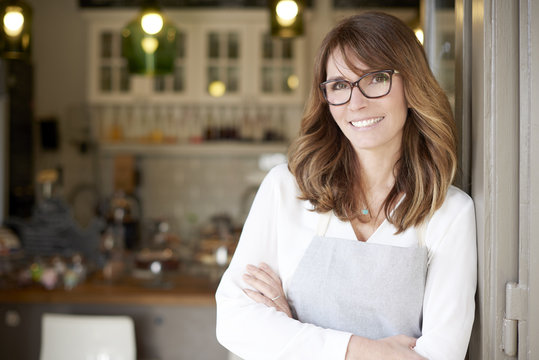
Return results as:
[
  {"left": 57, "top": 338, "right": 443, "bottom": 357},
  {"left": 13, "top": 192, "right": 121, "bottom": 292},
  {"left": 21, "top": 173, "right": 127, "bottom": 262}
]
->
[
  {"left": 0, "top": 272, "right": 218, "bottom": 306},
  {"left": 0, "top": 271, "right": 226, "bottom": 360}
]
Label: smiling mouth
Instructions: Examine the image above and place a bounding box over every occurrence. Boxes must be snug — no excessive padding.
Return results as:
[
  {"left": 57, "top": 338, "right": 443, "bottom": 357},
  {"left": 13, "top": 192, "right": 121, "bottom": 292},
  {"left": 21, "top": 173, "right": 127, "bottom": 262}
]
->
[{"left": 350, "top": 116, "right": 384, "bottom": 128}]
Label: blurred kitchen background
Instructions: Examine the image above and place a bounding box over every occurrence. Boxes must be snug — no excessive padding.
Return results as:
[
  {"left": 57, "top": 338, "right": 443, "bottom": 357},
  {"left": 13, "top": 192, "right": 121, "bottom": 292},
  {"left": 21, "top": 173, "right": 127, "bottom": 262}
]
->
[{"left": 0, "top": 0, "right": 456, "bottom": 359}]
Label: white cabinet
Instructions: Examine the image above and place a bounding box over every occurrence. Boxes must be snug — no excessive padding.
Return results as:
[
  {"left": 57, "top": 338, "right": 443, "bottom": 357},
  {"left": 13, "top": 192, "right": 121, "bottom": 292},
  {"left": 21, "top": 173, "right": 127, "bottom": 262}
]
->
[
  {"left": 83, "top": 10, "right": 302, "bottom": 231},
  {"left": 83, "top": 9, "right": 305, "bottom": 151},
  {"left": 84, "top": 9, "right": 306, "bottom": 106}
]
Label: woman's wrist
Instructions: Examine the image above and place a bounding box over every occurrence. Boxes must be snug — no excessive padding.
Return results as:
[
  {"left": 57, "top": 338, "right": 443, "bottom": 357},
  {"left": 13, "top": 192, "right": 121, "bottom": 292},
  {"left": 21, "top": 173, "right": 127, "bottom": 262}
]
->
[
  {"left": 345, "top": 335, "right": 373, "bottom": 360},
  {"left": 346, "top": 334, "right": 424, "bottom": 360}
]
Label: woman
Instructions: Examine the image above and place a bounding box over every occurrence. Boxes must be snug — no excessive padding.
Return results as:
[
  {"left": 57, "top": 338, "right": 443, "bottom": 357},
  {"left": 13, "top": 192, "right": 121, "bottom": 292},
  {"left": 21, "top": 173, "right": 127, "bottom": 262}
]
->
[{"left": 216, "top": 12, "right": 476, "bottom": 360}]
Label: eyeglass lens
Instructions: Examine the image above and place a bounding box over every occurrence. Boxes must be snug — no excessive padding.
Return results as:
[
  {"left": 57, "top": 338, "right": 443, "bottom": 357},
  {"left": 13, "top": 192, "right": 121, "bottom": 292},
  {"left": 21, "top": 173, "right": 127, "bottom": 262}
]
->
[{"left": 322, "top": 71, "right": 393, "bottom": 105}]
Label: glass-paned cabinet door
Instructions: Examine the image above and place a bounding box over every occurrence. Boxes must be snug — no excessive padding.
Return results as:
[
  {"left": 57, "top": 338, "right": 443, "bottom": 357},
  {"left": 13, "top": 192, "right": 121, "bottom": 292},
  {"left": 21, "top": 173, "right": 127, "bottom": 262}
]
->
[
  {"left": 154, "top": 30, "right": 187, "bottom": 94},
  {"left": 205, "top": 30, "right": 241, "bottom": 96},
  {"left": 99, "top": 30, "right": 130, "bottom": 93},
  {"left": 90, "top": 23, "right": 189, "bottom": 100},
  {"left": 261, "top": 34, "right": 299, "bottom": 95}
]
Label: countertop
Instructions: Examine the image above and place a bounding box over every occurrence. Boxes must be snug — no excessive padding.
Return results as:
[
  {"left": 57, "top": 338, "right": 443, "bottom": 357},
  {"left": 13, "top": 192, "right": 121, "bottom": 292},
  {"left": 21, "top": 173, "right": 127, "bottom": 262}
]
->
[{"left": 0, "top": 272, "right": 218, "bottom": 306}]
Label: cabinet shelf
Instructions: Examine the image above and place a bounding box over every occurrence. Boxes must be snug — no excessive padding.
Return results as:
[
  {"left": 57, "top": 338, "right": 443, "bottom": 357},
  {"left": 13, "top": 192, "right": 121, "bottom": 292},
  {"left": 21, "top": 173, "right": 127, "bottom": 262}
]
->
[{"left": 98, "top": 141, "right": 289, "bottom": 157}]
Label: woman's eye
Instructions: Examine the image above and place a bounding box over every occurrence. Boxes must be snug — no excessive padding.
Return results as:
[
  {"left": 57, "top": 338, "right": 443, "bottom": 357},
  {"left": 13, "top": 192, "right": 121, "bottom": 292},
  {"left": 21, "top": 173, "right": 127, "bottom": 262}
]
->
[
  {"left": 371, "top": 73, "right": 389, "bottom": 84},
  {"left": 331, "top": 81, "right": 350, "bottom": 91}
]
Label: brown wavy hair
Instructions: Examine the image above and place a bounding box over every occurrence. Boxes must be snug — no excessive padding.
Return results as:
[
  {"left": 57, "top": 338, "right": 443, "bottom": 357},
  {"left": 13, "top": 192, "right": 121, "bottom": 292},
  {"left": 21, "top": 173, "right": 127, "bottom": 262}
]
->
[{"left": 288, "top": 12, "right": 457, "bottom": 232}]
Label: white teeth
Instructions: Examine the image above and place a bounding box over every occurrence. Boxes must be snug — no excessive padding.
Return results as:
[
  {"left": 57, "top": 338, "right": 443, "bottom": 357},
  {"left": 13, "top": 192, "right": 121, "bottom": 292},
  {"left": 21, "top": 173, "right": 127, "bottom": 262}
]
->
[{"left": 351, "top": 116, "right": 384, "bottom": 128}]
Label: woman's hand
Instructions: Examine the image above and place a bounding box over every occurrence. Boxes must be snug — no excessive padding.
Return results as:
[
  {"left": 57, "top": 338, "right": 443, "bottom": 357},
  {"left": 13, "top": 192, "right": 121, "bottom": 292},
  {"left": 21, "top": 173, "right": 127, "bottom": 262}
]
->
[
  {"left": 242, "top": 262, "right": 292, "bottom": 318},
  {"left": 346, "top": 334, "right": 427, "bottom": 360}
]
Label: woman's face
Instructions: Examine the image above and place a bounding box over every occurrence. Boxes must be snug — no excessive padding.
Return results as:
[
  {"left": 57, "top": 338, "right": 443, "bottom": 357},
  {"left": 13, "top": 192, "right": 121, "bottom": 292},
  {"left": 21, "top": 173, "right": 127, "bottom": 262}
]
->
[{"left": 326, "top": 50, "right": 408, "bottom": 156}]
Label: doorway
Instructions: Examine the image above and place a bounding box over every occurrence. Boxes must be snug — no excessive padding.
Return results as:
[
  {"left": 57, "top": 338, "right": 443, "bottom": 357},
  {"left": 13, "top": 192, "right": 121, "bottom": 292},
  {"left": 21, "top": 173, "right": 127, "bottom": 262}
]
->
[{"left": 427, "top": 0, "right": 539, "bottom": 358}]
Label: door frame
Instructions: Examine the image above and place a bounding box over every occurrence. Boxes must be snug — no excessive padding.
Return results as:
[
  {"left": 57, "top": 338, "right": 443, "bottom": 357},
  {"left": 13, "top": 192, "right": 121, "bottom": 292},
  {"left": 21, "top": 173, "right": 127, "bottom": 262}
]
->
[
  {"left": 466, "top": 0, "right": 520, "bottom": 359},
  {"left": 518, "top": 0, "right": 539, "bottom": 357},
  {"left": 465, "top": 0, "right": 538, "bottom": 358}
]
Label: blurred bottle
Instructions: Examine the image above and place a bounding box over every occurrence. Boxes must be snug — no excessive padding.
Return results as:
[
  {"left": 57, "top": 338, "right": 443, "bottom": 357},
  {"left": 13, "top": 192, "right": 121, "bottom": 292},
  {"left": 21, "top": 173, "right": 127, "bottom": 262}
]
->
[
  {"left": 205, "top": 108, "right": 219, "bottom": 141},
  {"left": 148, "top": 106, "right": 164, "bottom": 143},
  {"left": 109, "top": 106, "right": 123, "bottom": 141},
  {"left": 188, "top": 106, "right": 203, "bottom": 143},
  {"left": 103, "top": 190, "right": 140, "bottom": 250}
]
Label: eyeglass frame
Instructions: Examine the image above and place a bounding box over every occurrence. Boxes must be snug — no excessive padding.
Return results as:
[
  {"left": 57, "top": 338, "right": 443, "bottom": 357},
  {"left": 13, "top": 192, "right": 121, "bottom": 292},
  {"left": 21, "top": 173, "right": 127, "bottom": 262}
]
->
[{"left": 319, "top": 69, "right": 400, "bottom": 106}]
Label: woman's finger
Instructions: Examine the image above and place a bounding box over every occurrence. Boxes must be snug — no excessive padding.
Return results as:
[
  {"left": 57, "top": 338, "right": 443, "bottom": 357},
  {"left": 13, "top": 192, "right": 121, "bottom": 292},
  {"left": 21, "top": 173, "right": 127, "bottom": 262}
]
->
[
  {"left": 242, "top": 273, "right": 277, "bottom": 298},
  {"left": 245, "top": 264, "right": 278, "bottom": 289},
  {"left": 259, "top": 262, "right": 283, "bottom": 285},
  {"left": 273, "top": 299, "right": 293, "bottom": 318},
  {"left": 245, "top": 264, "right": 283, "bottom": 300},
  {"left": 243, "top": 267, "right": 293, "bottom": 319},
  {"left": 243, "top": 289, "right": 292, "bottom": 318},
  {"left": 379, "top": 335, "right": 425, "bottom": 360},
  {"left": 243, "top": 289, "right": 277, "bottom": 309}
]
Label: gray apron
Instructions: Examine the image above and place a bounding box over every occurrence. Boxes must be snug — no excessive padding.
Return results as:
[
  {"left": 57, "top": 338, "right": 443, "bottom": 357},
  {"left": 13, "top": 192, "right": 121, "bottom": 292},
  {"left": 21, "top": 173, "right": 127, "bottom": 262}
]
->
[{"left": 287, "top": 212, "right": 428, "bottom": 339}]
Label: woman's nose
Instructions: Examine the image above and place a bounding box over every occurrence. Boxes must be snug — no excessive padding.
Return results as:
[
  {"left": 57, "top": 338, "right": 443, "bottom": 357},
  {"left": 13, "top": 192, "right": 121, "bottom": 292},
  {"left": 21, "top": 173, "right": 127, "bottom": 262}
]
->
[{"left": 348, "top": 85, "right": 369, "bottom": 109}]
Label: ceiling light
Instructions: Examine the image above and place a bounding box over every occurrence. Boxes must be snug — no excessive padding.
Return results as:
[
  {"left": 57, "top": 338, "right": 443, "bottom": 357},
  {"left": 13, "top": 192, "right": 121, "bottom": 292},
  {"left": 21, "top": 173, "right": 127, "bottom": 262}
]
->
[
  {"left": 122, "top": 1, "right": 177, "bottom": 75},
  {"left": 0, "top": 0, "right": 32, "bottom": 60},
  {"left": 269, "top": 0, "right": 304, "bottom": 38}
]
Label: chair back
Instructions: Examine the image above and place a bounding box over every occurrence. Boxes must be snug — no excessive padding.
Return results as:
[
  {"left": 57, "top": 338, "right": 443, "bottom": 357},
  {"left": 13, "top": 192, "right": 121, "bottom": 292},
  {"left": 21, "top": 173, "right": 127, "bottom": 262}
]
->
[{"left": 40, "top": 313, "right": 136, "bottom": 360}]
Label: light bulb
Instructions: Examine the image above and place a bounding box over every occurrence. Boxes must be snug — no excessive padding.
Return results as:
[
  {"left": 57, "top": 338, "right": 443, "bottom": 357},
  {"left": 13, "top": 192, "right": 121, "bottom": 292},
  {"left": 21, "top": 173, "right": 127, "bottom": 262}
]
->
[
  {"left": 141, "top": 12, "right": 163, "bottom": 35},
  {"left": 141, "top": 37, "right": 158, "bottom": 54},
  {"left": 208, "top": 81, "right": 226, "bottom": 97},
  {"left": 287, "top": 74, "right": 299, "bottom": 90},
  {"left": 275, "top": 0, "right": 298, "bottom": 27},
  {"left": 3, "top": 7, "right": 24, "bottom": 37}
]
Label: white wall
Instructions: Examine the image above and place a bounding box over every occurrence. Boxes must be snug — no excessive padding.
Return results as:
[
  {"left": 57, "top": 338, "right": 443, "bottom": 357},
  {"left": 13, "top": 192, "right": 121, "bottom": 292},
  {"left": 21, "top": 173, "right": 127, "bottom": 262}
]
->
[
  {"left": 27, "top": 0, "right": 93, "bottom": 212},
  {"left": 28, "top": 0, "right": 87, "bottom": 114}
]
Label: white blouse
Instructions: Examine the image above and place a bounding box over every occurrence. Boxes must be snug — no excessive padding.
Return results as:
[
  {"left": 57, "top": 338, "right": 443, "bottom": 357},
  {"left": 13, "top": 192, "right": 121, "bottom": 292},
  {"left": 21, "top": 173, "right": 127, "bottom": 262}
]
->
[{"left": 216, "top": 164, "right": 477, "bottom": 360}]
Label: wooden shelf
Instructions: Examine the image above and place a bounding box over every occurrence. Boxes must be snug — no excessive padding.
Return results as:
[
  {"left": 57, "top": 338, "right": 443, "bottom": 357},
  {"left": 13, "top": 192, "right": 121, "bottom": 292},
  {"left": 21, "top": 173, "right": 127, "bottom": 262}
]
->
[{"left": 98, "top": 141, "right": 288, "bottom": 157}]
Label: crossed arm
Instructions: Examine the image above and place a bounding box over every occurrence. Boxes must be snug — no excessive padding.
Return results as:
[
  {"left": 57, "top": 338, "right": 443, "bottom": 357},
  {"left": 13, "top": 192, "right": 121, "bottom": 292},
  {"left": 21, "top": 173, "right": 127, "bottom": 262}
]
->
[
  {"left": 216, "top": 168, "right": 476, "bottom": 359},
  {"left": 243, "top": 262, "right": 427, "bottom": 360}
]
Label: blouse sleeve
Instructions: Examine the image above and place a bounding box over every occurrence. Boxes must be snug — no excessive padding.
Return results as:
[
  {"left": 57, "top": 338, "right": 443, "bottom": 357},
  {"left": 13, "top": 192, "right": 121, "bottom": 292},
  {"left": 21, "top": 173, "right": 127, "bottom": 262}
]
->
[
  {"left": 414, "top": 192, "right": 477, "bottom": 360},
  {"left": 215, "top": 166, "right": 352, "bottom": 360}
]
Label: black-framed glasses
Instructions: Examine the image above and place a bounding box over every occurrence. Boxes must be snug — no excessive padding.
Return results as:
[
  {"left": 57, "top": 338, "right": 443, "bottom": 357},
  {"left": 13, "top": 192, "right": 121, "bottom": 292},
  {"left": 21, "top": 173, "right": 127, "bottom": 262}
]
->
[{"left": 319, "top": 69, "right": 399, "bottom": 106}]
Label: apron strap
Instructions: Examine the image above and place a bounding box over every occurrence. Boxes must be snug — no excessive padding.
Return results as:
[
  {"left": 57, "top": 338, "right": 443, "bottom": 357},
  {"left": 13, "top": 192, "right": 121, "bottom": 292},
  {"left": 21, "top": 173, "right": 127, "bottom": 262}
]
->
[
  {"left": 417, "top": 221, "right": 426, "bottom": 248},
  {"left": 316, "top": 211, "right": 332, "bottom": 237},
  {"left": 417, "top": 220, "right": 433, "bottom": 265}
]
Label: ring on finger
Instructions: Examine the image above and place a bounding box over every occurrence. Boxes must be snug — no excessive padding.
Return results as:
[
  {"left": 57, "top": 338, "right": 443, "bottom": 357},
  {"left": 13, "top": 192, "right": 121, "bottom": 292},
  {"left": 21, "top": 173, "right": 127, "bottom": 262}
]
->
[{"left": 271, "top": 295, "right": 281, "bottom": 301}]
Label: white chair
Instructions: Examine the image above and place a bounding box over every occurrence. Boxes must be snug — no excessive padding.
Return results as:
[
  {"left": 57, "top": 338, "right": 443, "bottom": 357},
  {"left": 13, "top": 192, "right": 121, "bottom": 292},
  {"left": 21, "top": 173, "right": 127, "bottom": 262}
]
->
[{"left": 40, "top": 313, "right": 136, "bottom": 360}]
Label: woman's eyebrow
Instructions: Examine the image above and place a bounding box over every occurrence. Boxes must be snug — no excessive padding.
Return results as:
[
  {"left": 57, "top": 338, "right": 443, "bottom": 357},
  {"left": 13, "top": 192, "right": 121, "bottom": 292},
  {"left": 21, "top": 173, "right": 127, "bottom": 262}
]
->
[
  {"left": 325, "top": 75, "right": 347, "bottom": 81},
  {"left": 326, "top": 69, "right": 373, "bottom": 82}
]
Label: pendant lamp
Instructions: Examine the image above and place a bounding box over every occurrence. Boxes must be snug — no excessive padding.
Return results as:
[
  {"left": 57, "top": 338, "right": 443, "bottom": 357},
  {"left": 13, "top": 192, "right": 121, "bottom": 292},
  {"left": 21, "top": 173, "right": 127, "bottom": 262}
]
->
[
  {"left": 269, "top": 0, "right": 303, "bottom": 38},
  {"left": 121, "top": 1, "right": 177, "bottom": 75},
  {"left": 0, "top": 0, "right": 32, "bottom": 60}
]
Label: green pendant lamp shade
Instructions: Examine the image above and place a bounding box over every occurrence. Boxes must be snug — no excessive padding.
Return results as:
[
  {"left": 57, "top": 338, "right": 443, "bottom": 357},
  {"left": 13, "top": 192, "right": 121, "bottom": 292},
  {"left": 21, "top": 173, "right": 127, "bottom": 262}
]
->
[
  {"left": 0, "top": 0, "right": 32, "bottom": 60},
  {"left": 122, "top": 4, "right": 177, "bottom": 75},
  {"left": 269, "top": 0, "right": 303, "bottom": 38}
]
